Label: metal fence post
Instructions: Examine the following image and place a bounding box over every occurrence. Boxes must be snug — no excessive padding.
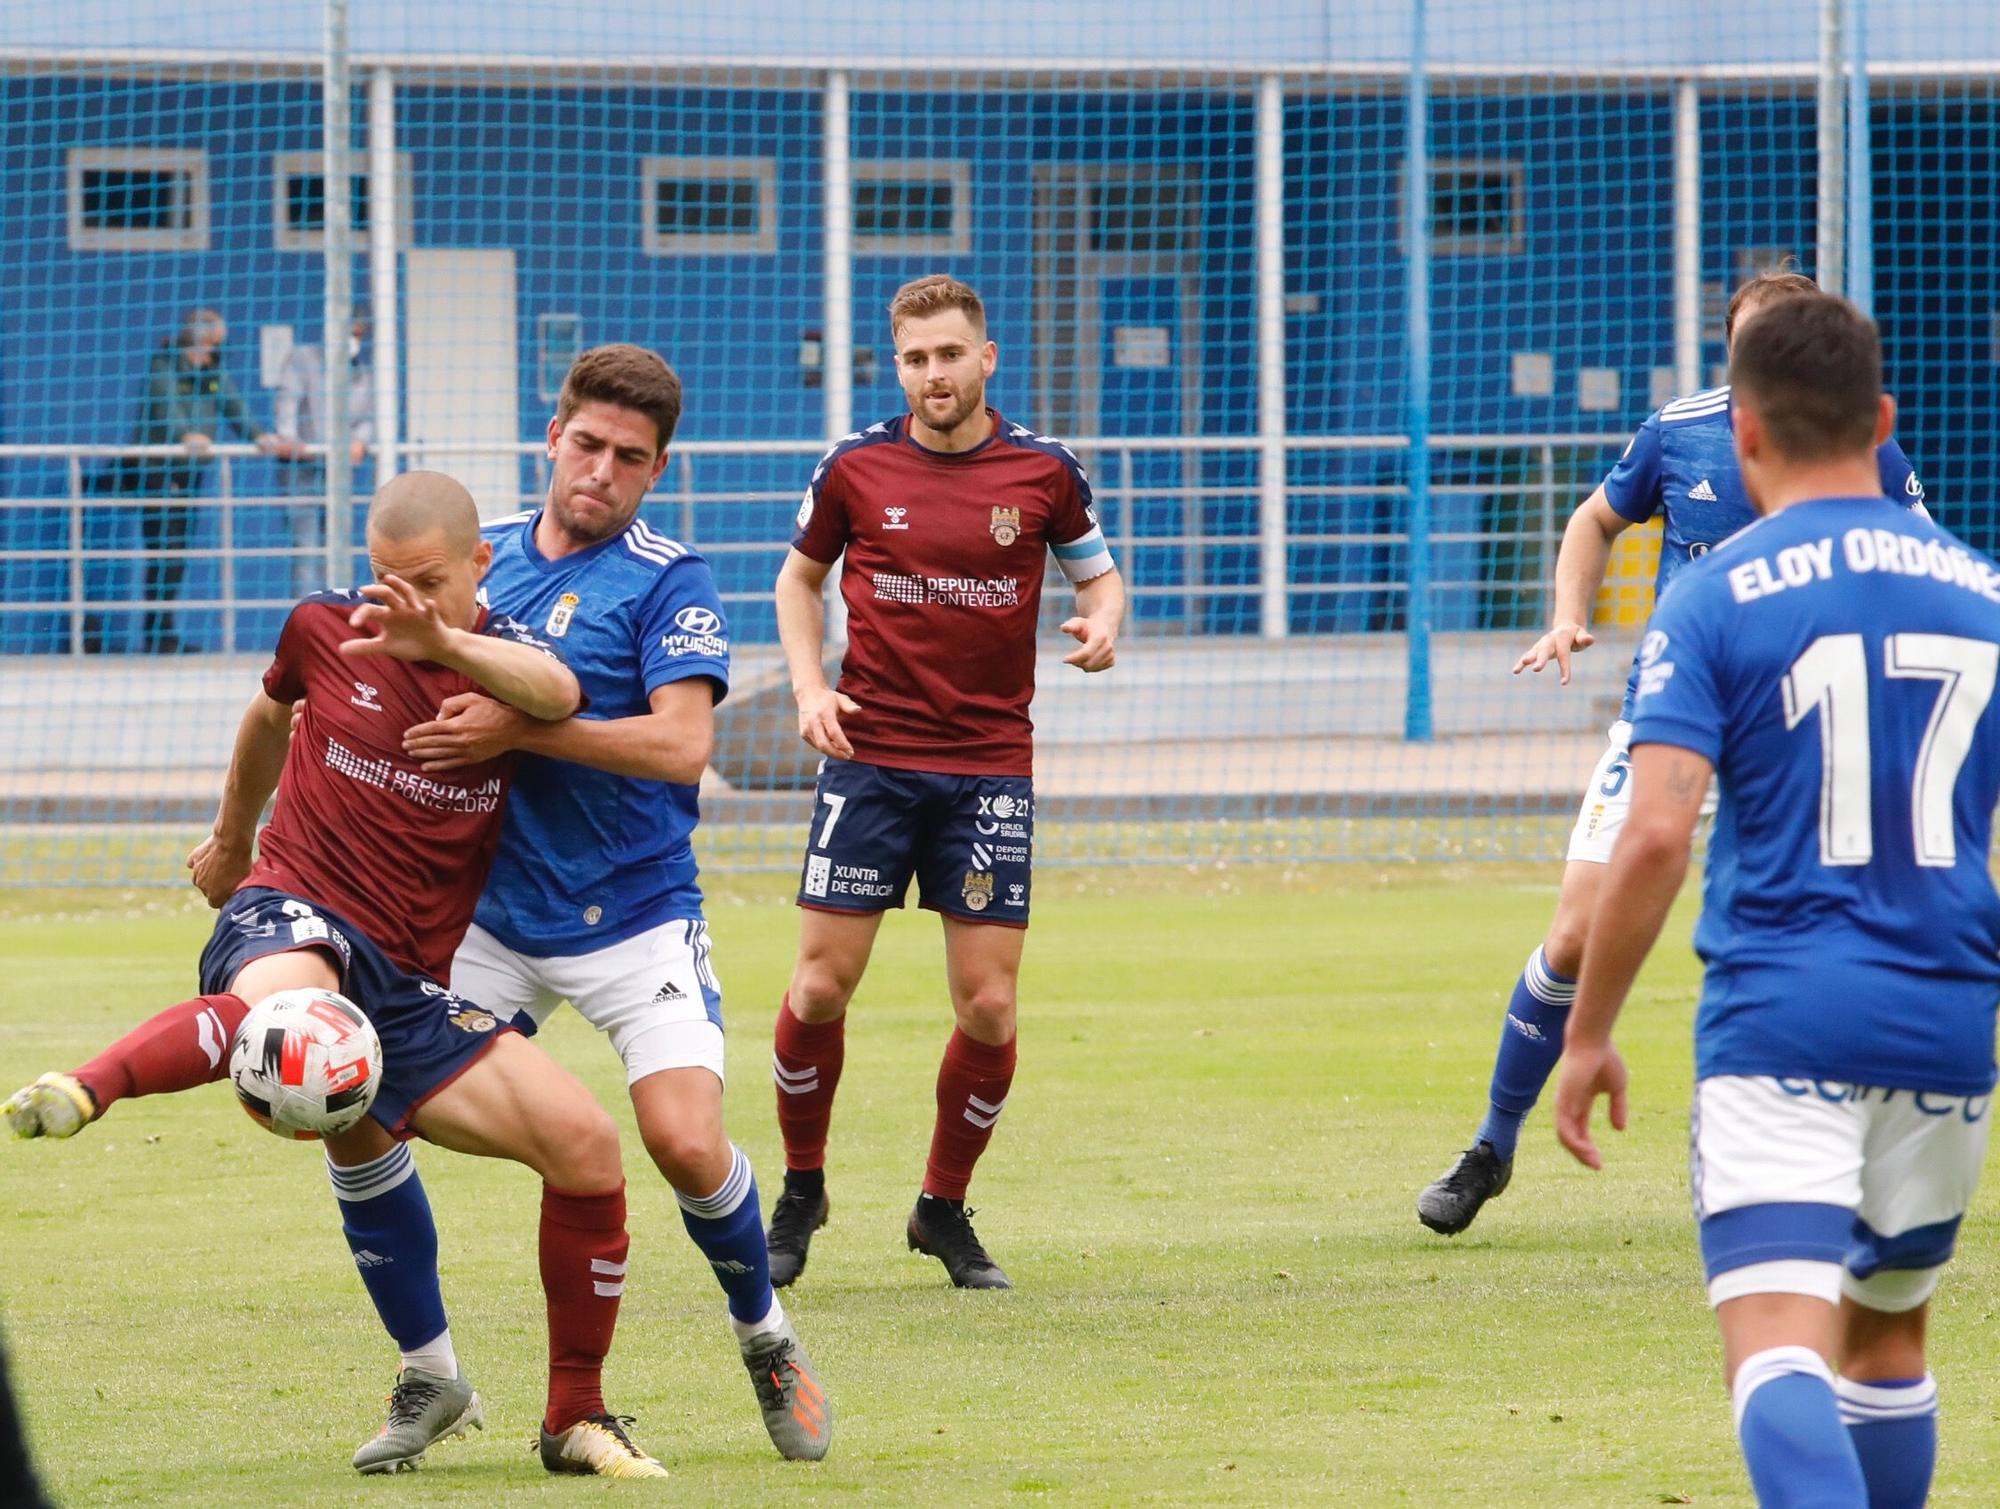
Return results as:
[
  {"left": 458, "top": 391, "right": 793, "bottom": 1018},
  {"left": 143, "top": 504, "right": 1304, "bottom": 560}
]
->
[{"left": 1403, "top": 0, "right": 1434, "bottom": 741}]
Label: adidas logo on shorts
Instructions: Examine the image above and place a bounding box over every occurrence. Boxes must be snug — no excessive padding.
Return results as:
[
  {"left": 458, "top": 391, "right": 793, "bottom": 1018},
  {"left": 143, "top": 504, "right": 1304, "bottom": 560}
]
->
[{"left": 651, "top": 979, "right": 688, "bottom": 1004}]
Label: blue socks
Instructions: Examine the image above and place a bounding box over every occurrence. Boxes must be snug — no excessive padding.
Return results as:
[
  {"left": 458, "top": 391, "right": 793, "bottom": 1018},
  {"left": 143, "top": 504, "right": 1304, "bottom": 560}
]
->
[
  {"left": 1733, "top": 1347, "right": 1867, "bottom": 1506},
  {"left": 1837, "top": 1374, "right": 1938, "bottom": 1509},
  {"left": 678, "top": 1143, "right": 777, "bottom": 1328},
  {"left": 327, "top": 1143, "right": 451, "bottom": 1361},
  {"left": 1475, "top": 946, "right": 1576, "bottom": 1161}
]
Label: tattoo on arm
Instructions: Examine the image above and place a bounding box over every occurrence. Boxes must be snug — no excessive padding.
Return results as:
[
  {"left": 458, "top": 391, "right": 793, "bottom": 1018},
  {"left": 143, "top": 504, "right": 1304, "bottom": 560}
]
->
[{"left": 1664, "top": 755, "right": 1707, "bottom": 804}]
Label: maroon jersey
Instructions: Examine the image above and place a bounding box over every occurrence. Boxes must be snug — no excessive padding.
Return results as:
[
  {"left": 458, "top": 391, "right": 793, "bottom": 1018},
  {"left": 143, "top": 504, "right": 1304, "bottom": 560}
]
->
[
  {"left": 244, "top": 591, "right": 559, "bottom": 980},
  {"left": 791, "top": 410, "right": 1115, "bottom": 776}
]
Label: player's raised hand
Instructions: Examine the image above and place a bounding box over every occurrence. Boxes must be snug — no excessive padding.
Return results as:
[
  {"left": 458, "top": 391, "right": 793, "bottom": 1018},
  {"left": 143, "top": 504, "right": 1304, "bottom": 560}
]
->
[
  {"left": 342, "top": 574, "right": 454, "bottom": 664},
  {"left": 1553, "top": 1038, "right": 1628, "bottom": 1170},
  {"left": 1513, "top": 622, "right": 1594, "bottom": 684},
  {"left": 404, "top": 692, "right": 526, "bottom": 772},
  {"left": 1059, "top": 616, "right": 1116, "bottom": 672},
  {"left": 797, "top": 685, "right": 860, "bottom": 760},
  {"left": 186, "top": 831, "right": 253, "bottom": 909}
]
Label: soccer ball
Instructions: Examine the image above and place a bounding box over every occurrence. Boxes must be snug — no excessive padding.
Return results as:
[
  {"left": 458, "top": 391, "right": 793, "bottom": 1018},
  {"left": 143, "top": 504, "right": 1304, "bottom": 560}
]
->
[{"left": 228, "top": 988, "right": 382, "bottom": 1141}]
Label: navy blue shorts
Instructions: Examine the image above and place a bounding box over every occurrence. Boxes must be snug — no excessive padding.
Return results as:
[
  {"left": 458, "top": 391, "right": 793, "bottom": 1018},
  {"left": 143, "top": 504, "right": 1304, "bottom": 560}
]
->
[
  {"left": 795, "top": 758, "right": 1033, "bottom": 927},
  {"left": 200, "top": 887, "right": 532, "bottom": 1136}
]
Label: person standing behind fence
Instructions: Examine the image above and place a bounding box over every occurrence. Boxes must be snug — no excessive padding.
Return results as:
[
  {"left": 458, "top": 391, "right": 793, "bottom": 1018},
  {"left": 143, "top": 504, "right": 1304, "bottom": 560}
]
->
[
  {"left": 275, "top": 316, "right": 375, "bottom": 598},
  {"left": 129, "top": 308, "right": 289, "bottom": 653}
]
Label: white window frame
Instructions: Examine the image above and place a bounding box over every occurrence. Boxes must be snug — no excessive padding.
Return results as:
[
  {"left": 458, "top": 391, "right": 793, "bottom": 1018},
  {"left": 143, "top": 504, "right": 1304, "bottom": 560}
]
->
[
  {"left": 641, "top": 156, "right": 777, "bottom": 255},
  {"left": 67, "top": 147, "right": 209, "bottom": 252},
  {"left": 273, "top": 150, "right": 413, "bottom": 253},
  {"left": 853, "top": 160, "right": 971, "bottom": 256},
  {"left": 1405, "top": 157, "right": 1525, "bottom": 258}
]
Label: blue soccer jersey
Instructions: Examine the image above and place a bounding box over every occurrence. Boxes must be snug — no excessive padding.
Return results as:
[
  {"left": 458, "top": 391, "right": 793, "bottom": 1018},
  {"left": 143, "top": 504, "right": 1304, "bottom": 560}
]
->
[
  {"left": 1603, "top": 387, "right": 1924, "bottom": 719},
  {"left": 1631, "top": 498, "right": 2000, "bottom": 1094},
  {"left": 471, "top": 510, "right": 730, "bottom": 957}
]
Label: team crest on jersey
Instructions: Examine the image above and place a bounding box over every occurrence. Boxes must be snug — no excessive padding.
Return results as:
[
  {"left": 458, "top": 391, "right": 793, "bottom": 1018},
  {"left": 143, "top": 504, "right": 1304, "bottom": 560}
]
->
[
  {"left": 544, "top": 592, "right": 580, "bottom": 638},
  {"left": 989, "top": 506, "right": 1021, "bottom": 546},
  {"left": 961, "top": 870, "right": 995, "bottom": 911},
  {"left": 446, "top": 1003, "right": 498, "bottom": 1034}
]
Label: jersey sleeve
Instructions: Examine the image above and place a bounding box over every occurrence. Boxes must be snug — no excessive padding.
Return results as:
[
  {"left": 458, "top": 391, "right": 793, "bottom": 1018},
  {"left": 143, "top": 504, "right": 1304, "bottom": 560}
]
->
[
  {"left": 1046, "top": 448, "right": 1117, "bottom": 585},
  {"left": 1877, "top": 439, "right": 1927, "bottom": 513},
  {"left": 260, "top": 603, "right": 316, "bottom": 704},
  {"left": 1602, "top": 413, "right": 1666, "bottom": 524},
  {"left": 1626, "top": 580, "right": 1726, "bottom": 763},
  {"left": 483, "top": 610, "right": 589, "bottom": 713},
  {"left": 638, "top": 557, "right": 731, "bottom": 704},
  {"left": 789, "top": 446, "right": 853, "bottom": 564}
]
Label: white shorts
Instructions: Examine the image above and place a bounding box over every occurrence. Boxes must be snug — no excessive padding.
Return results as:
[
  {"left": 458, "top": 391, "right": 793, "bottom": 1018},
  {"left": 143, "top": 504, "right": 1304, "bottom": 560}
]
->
[
  {"left": 451, "top": 919, "right": 727, "bottom": 1086},
  {"left": 1690, "top": 1075, "right": 1992, "bottom": 1313},
  {"left": 1564, "top": 720, "right": 1717, "bottom": 864}
]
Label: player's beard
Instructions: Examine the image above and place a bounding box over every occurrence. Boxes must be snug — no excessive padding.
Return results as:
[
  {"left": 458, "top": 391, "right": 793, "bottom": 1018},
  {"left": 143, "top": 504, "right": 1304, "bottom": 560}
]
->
[
  {"left": 549, "top": 486, "right": 632, "bottom": 545},
  {"left": 914, "top": 381, "right": 983, "bottom": 435}
]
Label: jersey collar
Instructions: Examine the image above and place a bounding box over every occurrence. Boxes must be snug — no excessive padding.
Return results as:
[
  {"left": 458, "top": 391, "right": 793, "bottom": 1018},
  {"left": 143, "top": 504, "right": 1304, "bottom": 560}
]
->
[
  {"left": 898, "top": 407, "right": 1003, "bottom": 461},
  {"left": 519, "top": 507, "right": 629, "bottom": 574}
]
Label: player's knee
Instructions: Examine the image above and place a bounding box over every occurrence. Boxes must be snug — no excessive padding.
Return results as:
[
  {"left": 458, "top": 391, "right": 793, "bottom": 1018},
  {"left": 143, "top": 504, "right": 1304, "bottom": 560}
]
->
[
  {"left": 538, "top": 1097, "right": 623, "bottom": 1190},
  {"left": 954, "top": 987, "right": 1016, "bottom": 1045},
  {"left": 790, "top": 962, "right": 858, "bottom": 1020},
  {"left": 639, "top": 1114, "right": 726, "bottom": 1192}
]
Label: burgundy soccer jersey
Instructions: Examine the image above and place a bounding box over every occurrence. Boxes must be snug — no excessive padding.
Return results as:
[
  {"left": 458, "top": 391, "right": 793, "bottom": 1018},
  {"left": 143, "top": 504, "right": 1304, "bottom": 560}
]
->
[
  {"left": 245, "top": 591, "right": 556, "bottom": 980},
  {"left": 790, "top": 410, "right": 1115, "bottom": 776}
]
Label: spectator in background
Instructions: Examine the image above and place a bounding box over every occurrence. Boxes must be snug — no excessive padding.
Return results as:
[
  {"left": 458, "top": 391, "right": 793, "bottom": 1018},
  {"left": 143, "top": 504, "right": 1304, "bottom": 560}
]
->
[
  {"left": 275, "top": 315, "right": 376, "bottom": 598},
  {"left": 129, "top": 308, "right": 288, "bottom": 653}
]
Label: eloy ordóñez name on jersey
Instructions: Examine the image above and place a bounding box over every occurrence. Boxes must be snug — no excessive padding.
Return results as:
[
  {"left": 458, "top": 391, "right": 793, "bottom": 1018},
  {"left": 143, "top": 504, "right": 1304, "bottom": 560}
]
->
[{"left": 1721, "top": 526, "right": 2000, "bottom": 606}]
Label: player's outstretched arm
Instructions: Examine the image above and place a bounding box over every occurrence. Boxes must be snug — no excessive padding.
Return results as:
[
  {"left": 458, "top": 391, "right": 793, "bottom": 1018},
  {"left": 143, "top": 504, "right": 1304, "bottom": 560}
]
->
[
  {"left": 341, "top": 574, "right": 581, "bottom": 721},
  {"left": 1060, "top": 567, "right": 1124, "bottom": 672},
  {"left": 187, "top": 691, "right": 292, "bottom": 907},
  {"left": 404, "top": 679, "right": 715, "bottom": 783},
  {"left": 1513, "top": 486, "right": 1631, "bottom": 684},
  {"left": 777, "top": 547, "right": 860, "bottom": 759},
  {"left": 1553, "top": 741, "right": 1709, "bottom": 1168}
]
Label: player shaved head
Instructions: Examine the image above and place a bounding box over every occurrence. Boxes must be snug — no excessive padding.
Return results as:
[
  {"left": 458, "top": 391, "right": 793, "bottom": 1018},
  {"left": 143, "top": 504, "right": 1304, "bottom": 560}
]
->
[
  {"left": 365, "top": 470, "right": 492, "bottom": 630},
  {"left": 367, "top": 470, "right": 482, "bottom": 557}
]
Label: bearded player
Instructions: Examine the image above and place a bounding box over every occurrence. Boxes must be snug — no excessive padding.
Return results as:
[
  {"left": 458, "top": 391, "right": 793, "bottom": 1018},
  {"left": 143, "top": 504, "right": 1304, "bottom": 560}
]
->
[{"left": 764, "top": 274, "right": 1125, "bottom": 1290}]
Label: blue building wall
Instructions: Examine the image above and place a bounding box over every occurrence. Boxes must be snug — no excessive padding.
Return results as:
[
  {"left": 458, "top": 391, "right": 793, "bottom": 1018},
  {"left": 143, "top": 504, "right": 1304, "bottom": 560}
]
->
[{"left": 2, "top": 73, "right": 1992, "bottom": 650}]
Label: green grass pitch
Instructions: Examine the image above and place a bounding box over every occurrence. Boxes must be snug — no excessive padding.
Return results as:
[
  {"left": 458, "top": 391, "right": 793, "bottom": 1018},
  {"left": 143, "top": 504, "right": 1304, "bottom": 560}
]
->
[{"left": 3, "top": 865, "right": 1997, "bottom": 1506}]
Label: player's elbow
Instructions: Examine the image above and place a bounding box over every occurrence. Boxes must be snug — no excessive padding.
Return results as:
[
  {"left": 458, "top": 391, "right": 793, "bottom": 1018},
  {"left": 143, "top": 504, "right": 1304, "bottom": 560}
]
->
[
  {"left": 651, "top": 721, "right": 712, "bottom": 785},
  {"left": 1617, "top": 813, "right": 1693, "bottom": 871},
  {"left": 524, "top": 669, "right": 583, "bottom": 723}
]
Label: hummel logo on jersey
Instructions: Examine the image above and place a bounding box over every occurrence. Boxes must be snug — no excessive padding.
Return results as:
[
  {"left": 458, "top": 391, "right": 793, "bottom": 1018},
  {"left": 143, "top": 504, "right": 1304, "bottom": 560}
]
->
[
  {"left": 353, "top": 1249, "right": 391, "bottom": 1268},
  {"left": 651, "top": 979, "right": 688, "bottom": 1004},
  {"left": 883, "top": 506, "right": 910, "bottom": 530},
  {"left": 350, "top": 680, "right": 383, "bottom": 711},
  {"left": 1688, "top": 479, "right": 1718, "bottom": 502}
]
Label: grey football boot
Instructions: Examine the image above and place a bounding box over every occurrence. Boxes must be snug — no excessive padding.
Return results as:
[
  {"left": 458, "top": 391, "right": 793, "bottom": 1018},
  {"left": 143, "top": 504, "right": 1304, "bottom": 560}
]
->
[
  {"left": 352, "top": 1367, "right": 484, "bottom": 1473},
  {"left": 741, "top": 1316, "right": 833, "bottom": 1461}
]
